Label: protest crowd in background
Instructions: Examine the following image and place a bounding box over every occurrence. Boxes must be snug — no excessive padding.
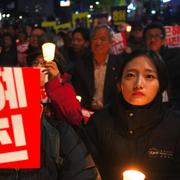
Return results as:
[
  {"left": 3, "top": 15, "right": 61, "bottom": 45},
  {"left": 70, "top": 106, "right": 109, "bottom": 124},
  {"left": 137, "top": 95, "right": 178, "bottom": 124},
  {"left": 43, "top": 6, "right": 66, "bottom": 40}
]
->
[{"left": 0, "top": 6, "right": 180, "bottom": 180}]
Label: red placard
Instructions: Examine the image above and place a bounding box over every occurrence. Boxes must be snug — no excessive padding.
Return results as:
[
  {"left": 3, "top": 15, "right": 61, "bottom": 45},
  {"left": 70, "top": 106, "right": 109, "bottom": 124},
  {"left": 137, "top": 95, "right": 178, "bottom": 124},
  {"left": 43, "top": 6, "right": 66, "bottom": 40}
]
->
[
  {"left": 111, "top": 32, "right": 127, "bottom": 55},
  {"left": 0, "top": 67, "right": 40, "bottom": 168},
  {"left": 165, "top": 25, "right": 180, "bottom": 48}
]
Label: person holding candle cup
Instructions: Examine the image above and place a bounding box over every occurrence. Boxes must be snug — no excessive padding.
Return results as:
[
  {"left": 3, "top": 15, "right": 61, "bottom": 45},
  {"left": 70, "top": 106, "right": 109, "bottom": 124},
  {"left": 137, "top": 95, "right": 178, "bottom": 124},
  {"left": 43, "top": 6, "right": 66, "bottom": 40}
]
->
[
  {"left": 17, "top": 51, "right": 101, "bottom": 180},
  {"left": 31, "top": 50, "right": 83, "bottom": 126},
  {"left": 84, "top": 50, "right": 180, "bottom": 180}
]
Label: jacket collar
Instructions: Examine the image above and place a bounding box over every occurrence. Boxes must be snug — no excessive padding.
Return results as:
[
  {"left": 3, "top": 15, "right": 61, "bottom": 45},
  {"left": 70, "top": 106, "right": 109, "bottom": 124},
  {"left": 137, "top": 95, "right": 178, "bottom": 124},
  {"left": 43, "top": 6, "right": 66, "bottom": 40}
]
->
[{"left": 109, "top": 93, "right": 164, "bottom": 138}]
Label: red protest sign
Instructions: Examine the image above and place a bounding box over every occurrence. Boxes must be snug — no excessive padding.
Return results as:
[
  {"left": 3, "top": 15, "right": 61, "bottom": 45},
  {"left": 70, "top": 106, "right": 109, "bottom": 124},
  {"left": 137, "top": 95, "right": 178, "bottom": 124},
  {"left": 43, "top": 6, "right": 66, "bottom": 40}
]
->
[
  {"left": 111, "top": 32, "right": 127, "bottom": 55},
  {"left": 165, "top": 26, "right": 180, "bottom": 48},
  {"left": 0, "top": 67, "right": 40, "bottom": 168}
]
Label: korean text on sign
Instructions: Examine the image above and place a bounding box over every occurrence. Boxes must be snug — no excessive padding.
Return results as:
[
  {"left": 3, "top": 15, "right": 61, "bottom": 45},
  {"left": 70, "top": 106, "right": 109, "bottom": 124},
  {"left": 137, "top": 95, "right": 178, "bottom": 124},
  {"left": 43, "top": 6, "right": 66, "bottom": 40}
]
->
[
  {"left": 165, "top": 26, "right": 180, "bottom": 48},
  {"left": 0, "top": 67, "right": 40, "bottom": 168}
]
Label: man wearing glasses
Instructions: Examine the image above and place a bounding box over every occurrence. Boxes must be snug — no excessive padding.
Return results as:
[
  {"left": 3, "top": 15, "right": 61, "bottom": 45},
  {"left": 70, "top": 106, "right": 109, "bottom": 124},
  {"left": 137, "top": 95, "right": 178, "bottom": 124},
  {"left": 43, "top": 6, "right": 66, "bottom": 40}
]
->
[{"left": 144, "top": 22, "right": 180, "bottom": 110}]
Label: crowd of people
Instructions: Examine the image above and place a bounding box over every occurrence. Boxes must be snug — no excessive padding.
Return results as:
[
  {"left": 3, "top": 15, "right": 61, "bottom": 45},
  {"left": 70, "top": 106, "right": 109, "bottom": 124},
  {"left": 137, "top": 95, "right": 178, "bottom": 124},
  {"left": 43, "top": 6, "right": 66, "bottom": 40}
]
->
[{"left": 0, "top": 19, "right": 180, "bottom": 180}]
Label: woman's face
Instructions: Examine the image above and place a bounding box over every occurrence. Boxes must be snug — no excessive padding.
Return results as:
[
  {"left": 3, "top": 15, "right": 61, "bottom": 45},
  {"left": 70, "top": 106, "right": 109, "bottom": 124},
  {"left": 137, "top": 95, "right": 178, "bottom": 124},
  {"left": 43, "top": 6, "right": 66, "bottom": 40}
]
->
[
  {"left": 32, "top": 55, "right": 47, "bottom": 87},
  {"left": 4, "top": 36, "right": 13, "bottom": 48},
  {"left": 119, "top": 56, "right": 160, "bottom": 106},
  {"left": 32, "top": 55, "right": 45, "bottom": 67},
  {"left": 72, "top": 32, "right": 87, "bottom": 52}
]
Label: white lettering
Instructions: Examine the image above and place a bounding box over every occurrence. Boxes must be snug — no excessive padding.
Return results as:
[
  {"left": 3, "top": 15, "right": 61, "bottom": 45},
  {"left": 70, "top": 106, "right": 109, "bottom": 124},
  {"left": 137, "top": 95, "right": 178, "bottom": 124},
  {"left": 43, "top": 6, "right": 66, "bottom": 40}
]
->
[
  {"left": 2, "top": 68, "right": 18, "bottom": 109},
  {"left": 0, "top": 82, "right": 5, "bottom": 111},
  {"left": 11, "top": 114, "right": 26, "bottom": 147},
  {"left": 13, "top": 68, "right": 27, "bottom": 108},
  {"left": 0, "top": 150, "right": 28, "bottom": 163},
  {"left": 0, "top": 118, "right": 12, "bottom": 145}
]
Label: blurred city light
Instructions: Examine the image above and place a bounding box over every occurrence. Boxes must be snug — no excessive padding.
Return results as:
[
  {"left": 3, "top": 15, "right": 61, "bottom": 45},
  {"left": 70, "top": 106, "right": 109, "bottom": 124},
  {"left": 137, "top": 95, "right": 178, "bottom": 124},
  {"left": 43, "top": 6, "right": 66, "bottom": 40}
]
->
[
  {"left": 0, "top": 0, "right": 179, "bottom": 26},
  {"left": 95, "top": 1, "right": 100, "bottom": 5},
  {"left": 162, "top": 0, "right": 171, "bottom": 3},
  {"left": 169, "top": 8, "right": 173, "bottom": 13},
  {"left": 128, "top": 3, "right": 136, "bottom": 10},
  {"left": 151, "top": 10, "right": 156, "bottom": 14},
  {"left": 87, "top": 14, "right": 91, "bottom": 18},
  {"left": 6, "top": 14, "right": 10, "bottom": 18},
  {"left": 127, "top": 9, "right": 131, "bottom": 13},
  {"left": 60, "top": 0, "right": 71, "bottom": 7}
]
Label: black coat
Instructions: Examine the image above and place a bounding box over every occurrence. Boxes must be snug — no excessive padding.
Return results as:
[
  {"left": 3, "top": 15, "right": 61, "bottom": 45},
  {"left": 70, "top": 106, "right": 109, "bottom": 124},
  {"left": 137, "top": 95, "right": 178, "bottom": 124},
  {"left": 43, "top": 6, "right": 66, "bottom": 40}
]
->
[
  {"left": 0, "top": 47, "right": 17, "bottom": 66},
  {"left": 72, "top": 53, "right": 123, "bottom": 110},
  {"left": 159, "top": 46, "right": 180, "bottom": 110},
  {"left": 85, "top": 94, "right": 180, "bottom": 180}
]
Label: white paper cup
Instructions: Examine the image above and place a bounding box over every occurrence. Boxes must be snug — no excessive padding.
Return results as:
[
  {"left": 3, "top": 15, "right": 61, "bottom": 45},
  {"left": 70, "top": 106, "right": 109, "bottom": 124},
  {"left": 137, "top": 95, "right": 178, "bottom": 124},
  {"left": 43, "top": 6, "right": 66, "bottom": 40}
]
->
[{"left": 42, "top": 42, "right": 55, "bottom": 62}]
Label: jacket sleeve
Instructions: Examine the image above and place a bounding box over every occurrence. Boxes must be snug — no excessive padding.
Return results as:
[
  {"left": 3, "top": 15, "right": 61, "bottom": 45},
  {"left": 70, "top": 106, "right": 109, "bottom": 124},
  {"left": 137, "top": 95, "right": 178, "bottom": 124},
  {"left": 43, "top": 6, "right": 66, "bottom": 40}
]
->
[
  {"left": 45, "top": 75, "right": 83, "bottom": 125},
  {"left": 84, "top": 114, "right": 102, "bottom": 168},
  {"left": 57, "top": 121, "right": 101, "bottom": 180}
]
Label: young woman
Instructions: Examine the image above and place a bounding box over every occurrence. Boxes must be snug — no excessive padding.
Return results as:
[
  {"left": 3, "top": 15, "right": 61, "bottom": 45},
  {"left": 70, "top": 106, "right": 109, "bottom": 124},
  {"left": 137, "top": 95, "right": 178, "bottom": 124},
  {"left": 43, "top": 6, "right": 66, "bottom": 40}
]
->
[{"left": 85, "top": 50, "right": 180, "bottom": 180}]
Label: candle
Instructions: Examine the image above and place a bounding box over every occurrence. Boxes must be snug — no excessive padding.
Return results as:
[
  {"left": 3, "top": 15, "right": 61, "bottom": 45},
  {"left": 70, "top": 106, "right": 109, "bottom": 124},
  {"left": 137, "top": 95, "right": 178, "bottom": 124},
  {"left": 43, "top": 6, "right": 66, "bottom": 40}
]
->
[
  {"left": 76, "top": 95, "right": 82, "bottom": 102},
  {"left": 126, "top": 25, "right": 132, "bottom": 32},
  {"left": 123, "top": 170, "right": 145, "bottom": 180},
  {"left": 42, "top": 42, "right": 55, "bottom": 62}
]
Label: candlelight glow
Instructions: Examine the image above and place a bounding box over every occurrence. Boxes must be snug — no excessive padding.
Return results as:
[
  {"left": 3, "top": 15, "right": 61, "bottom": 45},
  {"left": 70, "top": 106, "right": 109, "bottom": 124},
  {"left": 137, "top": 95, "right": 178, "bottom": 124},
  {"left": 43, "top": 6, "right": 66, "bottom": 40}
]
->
[
  {"left": 42, "top": 42, "right": 55, "bottom": 62},
  {"left": 123, "top": 170, "right": 145, "bottom": 180},
  {"left": 126, "top": 25, "right": 132, "bottom": 32}
]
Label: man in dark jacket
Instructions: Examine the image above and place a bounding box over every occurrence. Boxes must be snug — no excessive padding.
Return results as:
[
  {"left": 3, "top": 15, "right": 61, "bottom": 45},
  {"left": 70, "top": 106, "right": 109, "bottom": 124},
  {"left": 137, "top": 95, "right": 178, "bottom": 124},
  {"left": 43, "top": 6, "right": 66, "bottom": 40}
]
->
[
  {"left": 144, "top": 22, "right": 180, "bottom": 110},
  {"left": 72, "top": 24, "right": 123, "bottom": 111}
]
